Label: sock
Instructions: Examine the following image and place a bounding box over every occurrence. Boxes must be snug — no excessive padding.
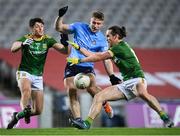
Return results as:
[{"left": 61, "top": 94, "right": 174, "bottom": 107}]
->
[
  {"left": 16, "top": 111, "right": 26, "bottom": 120},
  {"left": 85, "top": 116, "right": 93, "bottom": 127},
  {"left": 159, "top": 111, "right": 169, "bottom": 121}
]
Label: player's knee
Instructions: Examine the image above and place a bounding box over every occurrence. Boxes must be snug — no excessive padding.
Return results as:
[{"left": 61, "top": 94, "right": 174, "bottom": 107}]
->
[
  {"left": 87, "top": 86, "right": 99, "bottom": 96},
  {"left": 68, "top": 88, "right": 77, "bottom": 97},
  {"left": 94, "top": 93, "right": 104, "bottom": 103},
  {"left": 21, "top": 89, "right": 31, "bottom": 98}
]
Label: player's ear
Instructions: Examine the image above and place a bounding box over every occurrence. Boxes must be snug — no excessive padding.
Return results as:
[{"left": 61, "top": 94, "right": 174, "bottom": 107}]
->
[{"left": 115, "top": 34, "right": 120, "bottom": 40}]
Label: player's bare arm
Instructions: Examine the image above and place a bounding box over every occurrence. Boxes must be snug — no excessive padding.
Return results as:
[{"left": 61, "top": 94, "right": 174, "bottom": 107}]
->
[
  {"left": 103, "top": 59, "right": 114, "bottom": 76},
  {"left": 67, "top": 41, "right": 94, "bottom": 57},
  {"left": 54, "top": 17, "right": 70, "bottom": 33},
  {"left": 11, "top": 41, "right": 22, "bottom": 53},
  {"left": 54, "top": 6, "right": 71, "bottom": 34},
  {"left": 81, "top": 51, "right": 112, "bottom": 63},
  {"left": 79, "top": 48, "right": 94, "bottom": 57},
  {"left": 11, "top": 38, "right": 34, "bottom": 53},
  {"left": 52, "top": 43, "right": 69, "bottom": 55}
]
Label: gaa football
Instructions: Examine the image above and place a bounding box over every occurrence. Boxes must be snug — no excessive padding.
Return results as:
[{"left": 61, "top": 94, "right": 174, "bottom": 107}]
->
[{"left": 74, "top": 73, "right": 90, "bottom": 89}]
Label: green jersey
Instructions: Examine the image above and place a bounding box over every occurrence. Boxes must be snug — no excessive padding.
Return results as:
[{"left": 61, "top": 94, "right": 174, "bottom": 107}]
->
[
  {"left": 109, "top": 41, "right": 144, "bottom": 81},
  {"left": 17, "top": 34, "right": 57, "bottom": 76}
]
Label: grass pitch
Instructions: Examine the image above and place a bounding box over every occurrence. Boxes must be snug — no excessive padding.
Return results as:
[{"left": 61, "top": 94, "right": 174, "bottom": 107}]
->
[{"left": 0, "top": 128, "right": 180, "bottom": 136}]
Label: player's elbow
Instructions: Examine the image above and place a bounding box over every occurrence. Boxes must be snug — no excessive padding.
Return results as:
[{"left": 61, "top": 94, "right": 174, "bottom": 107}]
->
[
  {"left": 55, "top": 25, "right": 61, "bottom": 32},
  {"left": 11, "top": 47, "right": 17, "bottom": 53},
  {"left": 54, "top": 22, "right": 65, "bottom": 32}
]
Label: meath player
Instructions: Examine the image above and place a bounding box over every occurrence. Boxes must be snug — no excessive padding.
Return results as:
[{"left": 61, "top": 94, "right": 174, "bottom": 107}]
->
[
  {"left": 7, "top": 18, "right": 68, "bottom": 129},
  {"left": 68, "top": 25, "right": 174, "bottom": 129}
]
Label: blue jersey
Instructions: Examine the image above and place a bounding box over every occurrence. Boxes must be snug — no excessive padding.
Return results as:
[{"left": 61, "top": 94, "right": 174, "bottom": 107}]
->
[{"left": 68, "top": 22, "right": 108, "bottom": 68}]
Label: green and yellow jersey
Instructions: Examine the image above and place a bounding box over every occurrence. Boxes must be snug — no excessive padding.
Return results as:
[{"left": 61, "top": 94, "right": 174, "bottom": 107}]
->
[
  {"left": 109, "top": 41, "right": 145, "bottom": 81},
  {"left": 17, "top": 34, "right": 57, "bottom": 76}
]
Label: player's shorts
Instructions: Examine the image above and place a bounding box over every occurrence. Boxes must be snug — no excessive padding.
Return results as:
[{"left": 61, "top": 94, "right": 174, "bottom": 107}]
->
[
  {"left": 16, "top": 71, "right": 43, "bottom": 91},
  {"left": 117, "top": 77, "right": 147, "bottom": 100},
  {"left": 64, "top": 63, "right": 95, "bottom": 78}
]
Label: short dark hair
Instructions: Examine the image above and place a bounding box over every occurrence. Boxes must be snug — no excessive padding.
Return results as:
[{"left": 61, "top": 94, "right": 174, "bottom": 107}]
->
[
  {"left": 108, "top": 25, "right": 127, "bottom": 39},
  {"left": 29, "top": 18, "right": 44, "bottom": 27},
  {"left": 92, "top": 11, "right": 104, "bottom": 20}
]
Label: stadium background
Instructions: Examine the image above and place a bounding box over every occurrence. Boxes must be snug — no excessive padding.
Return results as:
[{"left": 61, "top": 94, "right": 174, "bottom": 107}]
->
[{"left": 0, "top": 0, "right": 180, "bottom": 128}]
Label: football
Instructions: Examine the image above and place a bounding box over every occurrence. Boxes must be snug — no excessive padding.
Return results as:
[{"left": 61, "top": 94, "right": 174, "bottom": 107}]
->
[{"left": 74, "top": 73, "right": 90, "bottom": 89}]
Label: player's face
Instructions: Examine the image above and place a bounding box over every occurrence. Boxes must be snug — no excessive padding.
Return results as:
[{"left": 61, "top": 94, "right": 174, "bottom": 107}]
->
[
  {"left": 90, "top": 17, "right": 104, "bottom": 32},
  {"left": 106, "top": 30, "right": 117, "bottom": 47},
  {"left": 31, "top": 22, "right": 44, "bottom": 37}
]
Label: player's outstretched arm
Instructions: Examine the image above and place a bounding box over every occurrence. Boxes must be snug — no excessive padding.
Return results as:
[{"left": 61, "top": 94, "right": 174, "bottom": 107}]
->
[
  {"left": 67, "top": 51, "right": 112, "bottom": 65},
  {"left": 67, "top": 41, "right": 94, "bottom": 57},
  {"left": 11, "top": 38, "right": 34, "bottom": 53},
  {"left": 11, "top": 41, "right": 22, "bottom": 53},
  {"left": 53, "top": 42, "right": 69, "bottom": 55}
]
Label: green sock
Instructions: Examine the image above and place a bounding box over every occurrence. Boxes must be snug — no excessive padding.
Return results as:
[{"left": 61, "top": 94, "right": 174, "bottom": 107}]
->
[
  {"left": 85, "top": 116, "right": 93, "bottom": 127},
  {"left": 159, "top": 111, "right": 169, "bottom": 121},
  {"left": 16, "top": 111, "right": 26, "bottom": 120}
]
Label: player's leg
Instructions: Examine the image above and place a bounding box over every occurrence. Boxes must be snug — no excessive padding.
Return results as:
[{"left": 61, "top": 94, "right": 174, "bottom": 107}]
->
[
  {"left": 86, "top": 73, "right": 100, "bottom": 96},
  {"left": 86, "top": 73, "right": 114, "bottom": 118},
  {"left": 19, "top": 78, "right": 32, "bottom": 109},
  {"left": 64, "top": 76, "right": 81, "bottom": 119},
  {"left": 31, "top": 90, "right": 44, "bottom": 116},
  {"left": 137, "top": 81, "right": 174, "bottom": 127},
  {"left": 72, "top": 85, "right": 125, "bottom": 129},
  {"left": 23, "top": 74, "right": 44, "bottom": 124},
  {"left": 7, "top": 76, "right": 32, "bottom": 129}
]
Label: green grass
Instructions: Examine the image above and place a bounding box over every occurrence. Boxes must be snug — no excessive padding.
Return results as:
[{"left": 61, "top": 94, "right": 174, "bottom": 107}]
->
[{"left": 0, "top": 128, "right": 180, "bottom": 136}]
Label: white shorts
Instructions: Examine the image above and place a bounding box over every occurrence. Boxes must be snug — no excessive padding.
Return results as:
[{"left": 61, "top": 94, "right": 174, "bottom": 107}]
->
[
  {"left": 16, "top": 71, "right": 43, "bottom": 91},
  {"left": 117, "top": 78, "right": 147, "bottom": 100}
]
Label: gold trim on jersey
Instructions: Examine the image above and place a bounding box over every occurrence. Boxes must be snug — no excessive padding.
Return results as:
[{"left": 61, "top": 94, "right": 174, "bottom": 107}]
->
[
  {"left": 24, "top": 34, "right": 51, "bottom": 41},
  {"left": 108, "top": 50, "right": 114, "bottom": 57}
]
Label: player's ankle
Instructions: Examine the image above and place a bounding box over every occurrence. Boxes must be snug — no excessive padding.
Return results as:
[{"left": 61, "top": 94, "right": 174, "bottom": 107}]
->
[
  {"left": 16, "top": 111, "right": 25, "bottom": 120},
  {"left": 159, "top": 111, "right": 169, "bottom": 121},
  {"left": 85, "top": 116, "right": 93, "bottom": 126}
]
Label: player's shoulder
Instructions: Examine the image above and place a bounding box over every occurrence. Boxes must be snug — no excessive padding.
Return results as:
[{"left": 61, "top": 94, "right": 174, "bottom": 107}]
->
[
  {"left": 43, "top": 34, "right": 53, "bottom": 39},
  {"left": 24, "top": 34, "right": 33, "bottom": 39},
  {"left": 72, "top": 21, "right": 87, "bottom": 26},
  {"left": 23, "top": 34, "right": 53, "bottom": 39},
  {"left": 97, "top": 31, "right": 106, "bottom": 39}
]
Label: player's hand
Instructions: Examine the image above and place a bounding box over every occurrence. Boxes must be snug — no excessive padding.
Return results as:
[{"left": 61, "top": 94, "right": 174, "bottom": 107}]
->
[
  {"left": 22, "top": 38, "right": 34, "bottom": 46},
  {"left": 67, "top": 41, "right": 80, "bottom": 50},
  {"left": 67, "top": 58, "right": 81, "bottom": 65},
  {"left": 58, "top": 6, "right": 68, "bottom": 17},
  {"left": 60, "top": 34, "right": 69, "bottom": 46},
  {"left": 109, "top": 74, "right": 122, "bottom": 85}
]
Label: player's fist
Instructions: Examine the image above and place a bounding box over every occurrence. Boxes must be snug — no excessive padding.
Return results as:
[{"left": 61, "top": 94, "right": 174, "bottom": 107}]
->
[
  {"left": 109, "top": 74, "right": 122, "bottom": 85},
  {"left": 59, "top": 6, "right": 68, "bottom": 17},
  {"left": 22, "top": 38, "right": 34, "bottom": 46},
  {"left": 60, "top": 34, "right": 69, "bottom": 46},
  {"left": 67, "top": 41, "right": 80, "bottom": 50},
  {"left": 67, "top": 58, "right": 81, "bottom": 65}
]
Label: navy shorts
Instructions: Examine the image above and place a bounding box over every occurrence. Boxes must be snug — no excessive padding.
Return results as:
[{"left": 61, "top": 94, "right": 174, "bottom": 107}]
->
[{"left": 64, "top": 63, "right": 95, "bottom": 78}]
